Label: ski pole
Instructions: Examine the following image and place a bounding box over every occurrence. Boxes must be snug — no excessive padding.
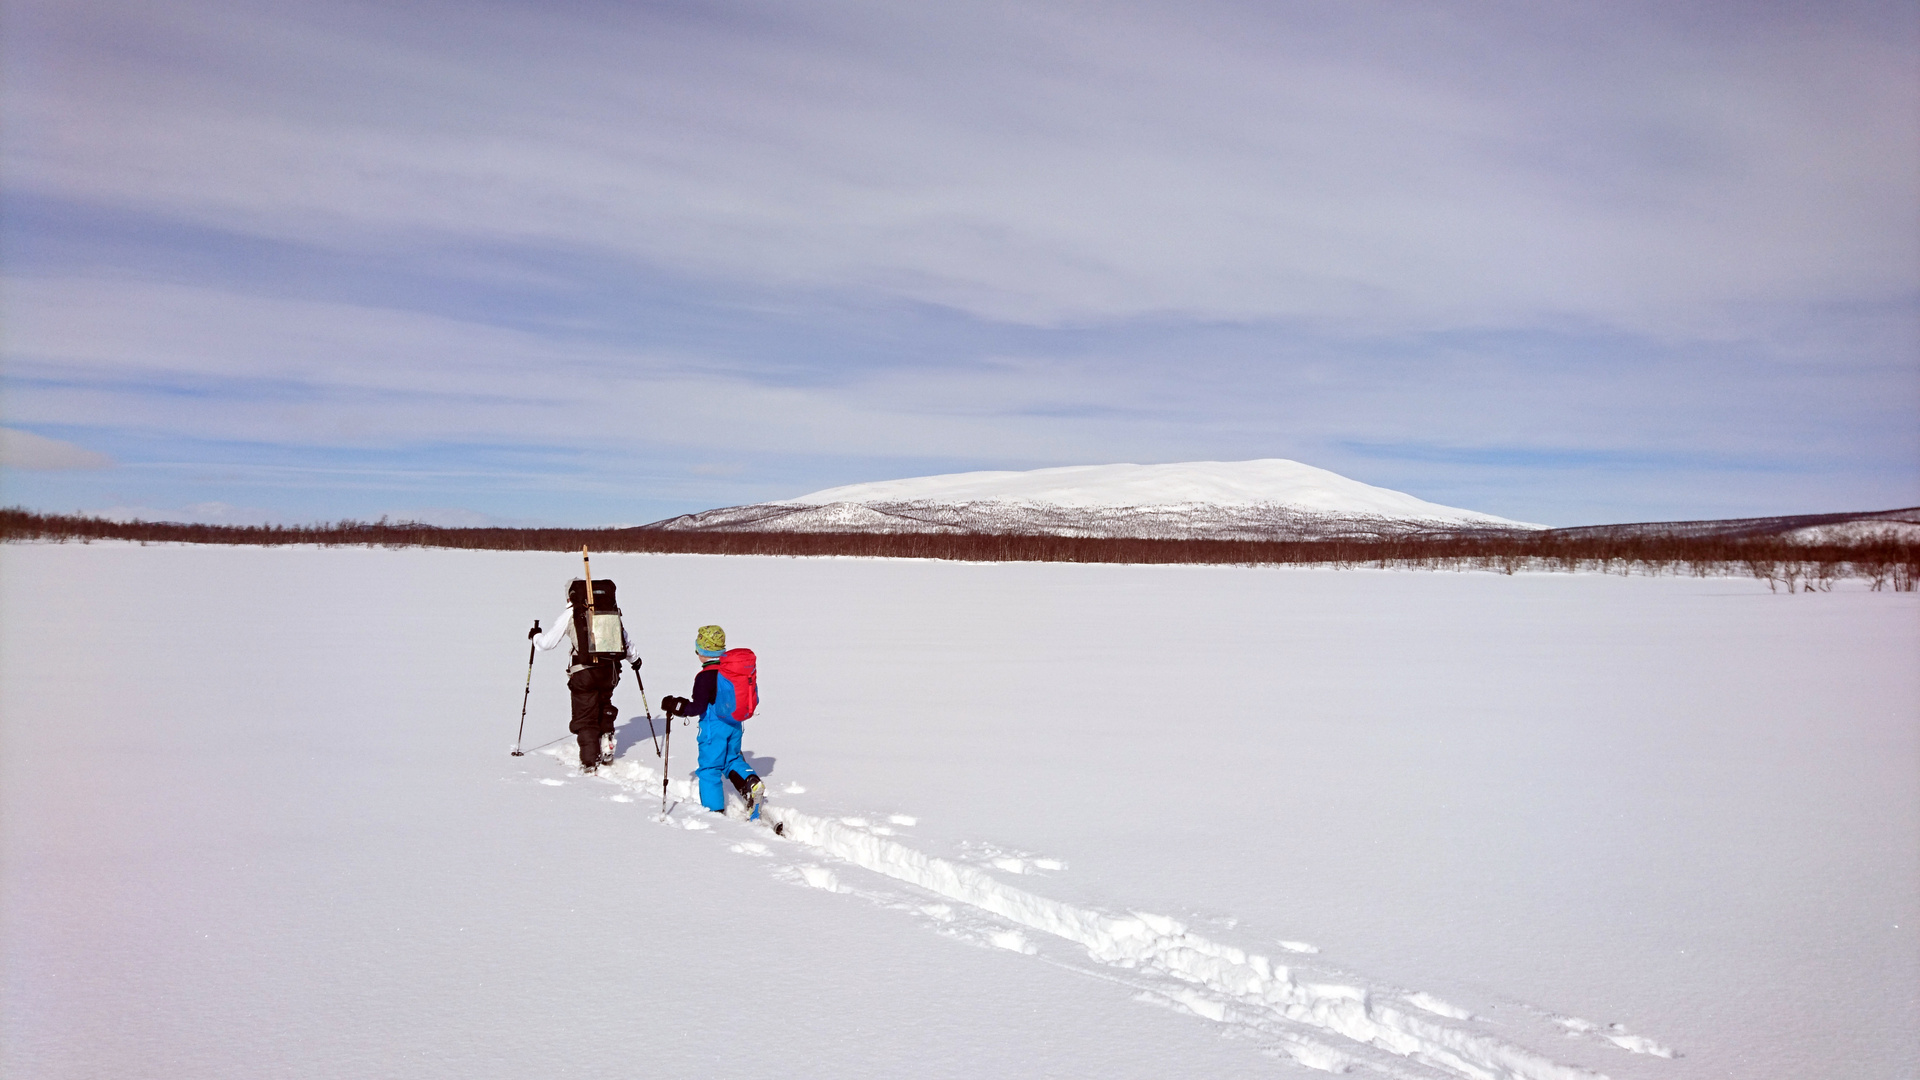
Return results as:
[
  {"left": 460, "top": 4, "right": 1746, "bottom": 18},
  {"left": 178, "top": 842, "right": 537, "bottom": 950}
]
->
[
  {"left": 511, "top": 620, "right": 541, "bottom": 756},
  {"left": 633, "top": 660, "right": 661, "bottom": 757},
  {"left": 631, "top": 660, "right": 653, "bottom": 718},
  {"left": 661, "top": 705, "right": 672, "bottom": 813}
]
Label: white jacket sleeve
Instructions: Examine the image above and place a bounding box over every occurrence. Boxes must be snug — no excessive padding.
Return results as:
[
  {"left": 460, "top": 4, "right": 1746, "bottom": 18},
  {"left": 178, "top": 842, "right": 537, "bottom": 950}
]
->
[{"left": 534, "top": 607, "right": 574, "bottom": 652}]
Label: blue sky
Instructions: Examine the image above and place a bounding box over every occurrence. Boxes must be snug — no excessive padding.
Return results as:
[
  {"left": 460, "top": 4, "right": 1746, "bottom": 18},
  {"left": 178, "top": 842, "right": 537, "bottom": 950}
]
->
[{"left": 2, "top": 0, "right": 1915, "bottom": 527}]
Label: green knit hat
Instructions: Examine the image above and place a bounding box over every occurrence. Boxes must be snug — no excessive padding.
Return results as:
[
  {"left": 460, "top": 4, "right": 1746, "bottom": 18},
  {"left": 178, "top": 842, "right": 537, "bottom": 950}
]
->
[{"left": 695, "top": 624, "right": 726, "bottom": 657}]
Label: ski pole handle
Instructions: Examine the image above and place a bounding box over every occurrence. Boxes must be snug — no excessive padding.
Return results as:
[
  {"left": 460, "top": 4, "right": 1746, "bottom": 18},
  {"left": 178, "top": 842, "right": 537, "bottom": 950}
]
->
[{"left": 527, "top": 619, "right": 542, "bottom": 640}]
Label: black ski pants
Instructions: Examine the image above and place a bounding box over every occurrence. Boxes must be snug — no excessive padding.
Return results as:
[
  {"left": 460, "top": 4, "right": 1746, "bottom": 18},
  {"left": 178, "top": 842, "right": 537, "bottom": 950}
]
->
[{"left": 567, "top": 662, "right": 620, "bottom": 768}]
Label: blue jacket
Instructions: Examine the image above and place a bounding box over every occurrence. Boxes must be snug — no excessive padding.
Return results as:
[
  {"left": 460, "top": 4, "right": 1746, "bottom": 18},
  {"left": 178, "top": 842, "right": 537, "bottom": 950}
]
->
[{"left": 671, "top": 664, "right": 745, "bottom": 726}]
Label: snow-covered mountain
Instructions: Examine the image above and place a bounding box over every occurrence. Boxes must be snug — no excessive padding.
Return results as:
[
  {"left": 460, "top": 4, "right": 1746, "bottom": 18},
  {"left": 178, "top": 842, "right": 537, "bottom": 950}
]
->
[
  {"left": 647, "top": 459, "right": 1542, "bottom": 539},
  {"left": 1548, "top": 506, "right": 1920, "bottom": 544}
]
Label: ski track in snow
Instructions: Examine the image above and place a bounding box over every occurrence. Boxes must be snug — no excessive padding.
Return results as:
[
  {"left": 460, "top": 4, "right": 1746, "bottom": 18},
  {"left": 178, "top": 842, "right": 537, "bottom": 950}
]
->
[{"left": 545, "top": 746, "right": 1675, "bottom": 1079}]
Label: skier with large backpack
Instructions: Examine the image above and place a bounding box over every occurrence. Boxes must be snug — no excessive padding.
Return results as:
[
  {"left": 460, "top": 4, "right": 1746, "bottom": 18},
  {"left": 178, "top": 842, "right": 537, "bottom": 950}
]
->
[
  {"left": 533, "top": 554, "right": 642, "bottom": 774},
  {"left": 659, "top": 624, "right": 765, "bottom": 819}
]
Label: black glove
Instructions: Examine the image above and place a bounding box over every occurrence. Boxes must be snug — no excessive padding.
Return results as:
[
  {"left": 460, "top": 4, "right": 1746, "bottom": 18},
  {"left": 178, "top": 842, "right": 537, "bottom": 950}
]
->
[
  {"left": 661, "top": 695, "right": 686, "bottom": 716},
  {"left": 527, "top": 620, "right": 542, "bottom": 640},
  {"left": 629, "top": 656, "right": 642, "bottom": 670}
]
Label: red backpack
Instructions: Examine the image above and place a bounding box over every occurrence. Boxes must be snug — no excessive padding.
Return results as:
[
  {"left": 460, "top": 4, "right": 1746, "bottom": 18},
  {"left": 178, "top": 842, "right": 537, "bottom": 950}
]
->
[{"left": 717, "top": 648, "right": 758, "bottom": 721}]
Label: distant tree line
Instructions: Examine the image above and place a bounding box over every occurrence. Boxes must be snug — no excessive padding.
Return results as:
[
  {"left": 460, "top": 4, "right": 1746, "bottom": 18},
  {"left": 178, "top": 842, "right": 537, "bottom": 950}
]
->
[{"left": 4, "top": 507, "right": 1914, "bottom": 592}]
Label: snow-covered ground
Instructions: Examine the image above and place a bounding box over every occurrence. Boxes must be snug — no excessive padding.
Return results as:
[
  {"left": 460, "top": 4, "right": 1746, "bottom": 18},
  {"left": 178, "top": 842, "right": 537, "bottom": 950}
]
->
[{"left": 3, "top": 543, "right": 1915, "bottom": 1079}]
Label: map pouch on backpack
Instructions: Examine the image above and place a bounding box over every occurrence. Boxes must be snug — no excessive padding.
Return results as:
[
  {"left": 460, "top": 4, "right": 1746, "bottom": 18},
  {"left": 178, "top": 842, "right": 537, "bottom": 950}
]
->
[{"left": 566, "top": 578, "right": 626, "bottom": 661}]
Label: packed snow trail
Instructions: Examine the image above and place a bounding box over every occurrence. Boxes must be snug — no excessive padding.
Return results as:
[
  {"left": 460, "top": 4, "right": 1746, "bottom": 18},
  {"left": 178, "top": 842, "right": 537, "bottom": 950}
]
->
[
  {"left": 758, "top": 805, "right": 1613, "bottom": 1080},
  {"left": 553, "top": 746, "right": 1672, "bottom": 1079}
]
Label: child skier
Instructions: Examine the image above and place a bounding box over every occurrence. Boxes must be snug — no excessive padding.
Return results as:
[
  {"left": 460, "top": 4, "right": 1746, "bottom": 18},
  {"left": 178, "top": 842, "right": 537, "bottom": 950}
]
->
[
  {"left": 534, "top": 579, "right": 642, "bottom": 773},
  {"left": 659, "top": 624, "right": 765, "bottom": 818}
]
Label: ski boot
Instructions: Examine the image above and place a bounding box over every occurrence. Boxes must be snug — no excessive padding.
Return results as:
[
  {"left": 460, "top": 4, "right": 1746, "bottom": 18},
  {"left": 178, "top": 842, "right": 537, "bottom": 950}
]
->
[
  {"left": 729, "top": 771, "right": 767, "bottom": 821},
  {"left": 599, "top": 731, "right": 617, "bottom": 767}
]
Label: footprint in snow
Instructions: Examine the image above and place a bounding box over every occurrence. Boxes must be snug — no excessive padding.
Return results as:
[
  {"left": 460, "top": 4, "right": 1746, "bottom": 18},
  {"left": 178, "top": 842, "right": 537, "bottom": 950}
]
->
[
  {"left": 789, "top": 864, "right": 845, "bottom": 892},
  {"left": 960, "top": 841, "right": 1066, "bottom": 875},
  {"left": 988, "top": 929, "right": 1037, "bottom": 954},
  {"left": 819, "top": 816, "right": 892, "bottom": 835},
  {"left": 1606, "top": 1031, "right": 1675, "bottom": 1058},
  {"left": 1404, "top": 992, "right": 1476, "bottom": 1020},
  {"left": 1553, "top": 1016, "right": 1674, "bottom": 1058}
]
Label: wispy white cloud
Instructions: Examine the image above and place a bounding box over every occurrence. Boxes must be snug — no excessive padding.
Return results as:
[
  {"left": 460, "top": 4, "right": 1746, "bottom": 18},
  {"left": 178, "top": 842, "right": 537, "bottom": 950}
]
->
[{"left": 0, "top": 427, "right": 113, "bottom": 469}]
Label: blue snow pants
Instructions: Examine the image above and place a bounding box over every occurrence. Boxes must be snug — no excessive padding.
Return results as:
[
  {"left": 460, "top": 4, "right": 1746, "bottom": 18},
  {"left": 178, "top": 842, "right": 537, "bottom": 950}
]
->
[{"left": 696, "top": 717, "right": 757, "bottom": 816}]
